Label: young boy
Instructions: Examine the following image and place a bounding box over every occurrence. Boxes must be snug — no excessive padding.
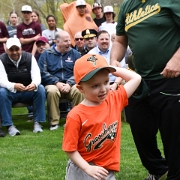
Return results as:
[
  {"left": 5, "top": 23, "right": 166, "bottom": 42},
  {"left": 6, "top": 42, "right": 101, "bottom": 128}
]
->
[{"left": 62, "top": 54, "right": 141, "bottom": 180}]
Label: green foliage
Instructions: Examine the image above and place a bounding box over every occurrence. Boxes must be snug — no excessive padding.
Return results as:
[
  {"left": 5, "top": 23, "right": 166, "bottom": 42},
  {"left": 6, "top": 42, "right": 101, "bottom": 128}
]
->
[{"left": 0, "top": 108, "right": 165, "bottom": 180}]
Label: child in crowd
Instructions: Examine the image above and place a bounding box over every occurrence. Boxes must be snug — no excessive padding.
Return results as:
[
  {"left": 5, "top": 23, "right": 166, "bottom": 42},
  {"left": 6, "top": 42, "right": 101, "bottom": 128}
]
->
[{"left": 62, "top": 54, "right": 141, "bottom": 180}]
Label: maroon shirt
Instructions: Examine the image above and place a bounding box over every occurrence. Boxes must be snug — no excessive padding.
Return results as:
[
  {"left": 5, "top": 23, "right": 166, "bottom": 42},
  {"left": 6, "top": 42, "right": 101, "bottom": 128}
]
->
[
  {"left": 0, "top": 21, "right": 9, "bottom": 54},
  {"left": 17, "top": 21, "right": 41, "bottom": 53}
]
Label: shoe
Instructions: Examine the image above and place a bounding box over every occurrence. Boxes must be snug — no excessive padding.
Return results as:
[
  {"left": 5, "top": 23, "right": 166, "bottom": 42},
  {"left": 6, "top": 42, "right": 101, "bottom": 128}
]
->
[
  {"left": 27, "top": 118, "right": 34, "bottom": 122},
  {"left": 50, "top": 125, "right": 59, "bottom": 131},
  {"left": 33, "top": 122, "right": 43, "bottom": 133},
  {"left": 144, "top": 171, "right": 168, "bottom": 180},
  {"left": 0, "top": 128, "right": 6, "bottom": 137},
  {"left": 8, "top": 125, "right": 20, "bottom": 136}
]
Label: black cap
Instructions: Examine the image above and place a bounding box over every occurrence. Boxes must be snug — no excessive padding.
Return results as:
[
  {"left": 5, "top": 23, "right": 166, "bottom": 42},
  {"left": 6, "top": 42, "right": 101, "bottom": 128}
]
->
[{"left": 82, "top": 29, "right": 97, "bottom": 39}]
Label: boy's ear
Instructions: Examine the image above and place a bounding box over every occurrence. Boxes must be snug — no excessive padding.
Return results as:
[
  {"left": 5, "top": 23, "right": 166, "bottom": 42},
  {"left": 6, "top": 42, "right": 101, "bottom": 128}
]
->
[{"left": 76, "top": 84, "right": 84, "bottom": 93}]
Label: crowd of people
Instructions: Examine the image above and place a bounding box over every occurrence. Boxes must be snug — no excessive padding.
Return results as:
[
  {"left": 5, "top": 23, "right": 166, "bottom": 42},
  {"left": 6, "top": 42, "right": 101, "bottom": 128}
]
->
[{"left": 0, "top": 0, "right": 180, "bottom": 180}]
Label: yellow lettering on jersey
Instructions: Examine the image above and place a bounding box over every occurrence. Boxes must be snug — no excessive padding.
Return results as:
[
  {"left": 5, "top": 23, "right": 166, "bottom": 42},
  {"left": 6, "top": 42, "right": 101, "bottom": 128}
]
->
[{"left": 125, "top": 3, "right": 161, "bottom": 32}]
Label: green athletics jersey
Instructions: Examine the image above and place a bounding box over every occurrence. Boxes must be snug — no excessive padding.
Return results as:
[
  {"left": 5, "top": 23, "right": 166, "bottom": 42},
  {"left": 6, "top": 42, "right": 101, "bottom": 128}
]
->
[{"left": 116, "top": 0, "right": 180, "bottom": 80}]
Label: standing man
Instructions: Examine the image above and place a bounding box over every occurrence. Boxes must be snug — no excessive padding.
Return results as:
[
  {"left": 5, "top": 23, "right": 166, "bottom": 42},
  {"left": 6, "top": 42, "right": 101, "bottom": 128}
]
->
[
  {"left": 0, "top": 38, "right": 46, "bottom": 136},
  {"left": 82, "top": 29, "right": 97, "bottom": 53},
  {"left": 17, "top": 5, "right": 41, "bottom": 55},
  {"left": 92, "top": 2, "right": 105, "bottom": 27},
  {"left": 111, "top": 1, "right": 180, "bottom": 180},
  {"left": 0, "top": 21, "right": 9, "bottom": 55},
  {"left": 38, "top": 30, "right": 84, "bottom": 131}
]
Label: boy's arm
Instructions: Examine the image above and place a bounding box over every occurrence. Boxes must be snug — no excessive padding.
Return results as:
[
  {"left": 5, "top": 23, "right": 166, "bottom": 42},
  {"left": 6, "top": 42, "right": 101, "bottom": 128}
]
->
[
  {"left": 112, "top": 67, "right": 141, "bottom": 98},
  {"left": 65, "top": 151, "right": 108, "bottom": 179}
]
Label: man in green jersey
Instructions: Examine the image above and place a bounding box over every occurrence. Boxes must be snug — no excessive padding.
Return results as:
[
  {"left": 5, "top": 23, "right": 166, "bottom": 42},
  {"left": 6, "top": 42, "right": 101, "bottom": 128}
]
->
[{"left": 111, "top": 1, "right": 180, "bottom": 180}]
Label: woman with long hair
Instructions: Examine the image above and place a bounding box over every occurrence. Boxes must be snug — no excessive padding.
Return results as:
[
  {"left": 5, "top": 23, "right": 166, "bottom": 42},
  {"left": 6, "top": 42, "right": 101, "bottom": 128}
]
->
[
  {"left": 6, "top": 11, "right": 19, "bottom": 37},
  {"left": 31, "top": 10, "right": 46, "bottom": 31}
]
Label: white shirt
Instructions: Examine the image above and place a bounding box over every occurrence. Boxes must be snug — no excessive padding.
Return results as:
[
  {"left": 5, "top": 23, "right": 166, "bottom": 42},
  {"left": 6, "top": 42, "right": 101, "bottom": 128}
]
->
[
  {"left": 0, "top": 55, "right": 41, "bottom": 93},
  {"left": 99, "top": 22, "right": 117, "bottom": 37},
  {"left": 42, "top": 28, "right": 62, "bottom": 45}
]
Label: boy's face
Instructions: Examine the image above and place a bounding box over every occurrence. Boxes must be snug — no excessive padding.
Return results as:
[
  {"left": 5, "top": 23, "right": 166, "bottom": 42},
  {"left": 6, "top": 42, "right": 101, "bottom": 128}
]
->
[{"left": 78, "top": 69, "right": 110, "bottom": 105}]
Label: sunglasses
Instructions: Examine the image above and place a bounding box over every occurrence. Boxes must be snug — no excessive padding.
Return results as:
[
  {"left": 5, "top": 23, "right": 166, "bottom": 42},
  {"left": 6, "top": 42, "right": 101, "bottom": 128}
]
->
[{"left": 75, "top": 38, "right": 84, "bottom": 41}]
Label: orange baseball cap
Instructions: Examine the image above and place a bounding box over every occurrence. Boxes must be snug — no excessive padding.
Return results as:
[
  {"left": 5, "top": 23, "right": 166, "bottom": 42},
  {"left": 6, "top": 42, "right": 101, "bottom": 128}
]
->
[{"left": 74, "top": 54, "right": 116, "bottom": 84}]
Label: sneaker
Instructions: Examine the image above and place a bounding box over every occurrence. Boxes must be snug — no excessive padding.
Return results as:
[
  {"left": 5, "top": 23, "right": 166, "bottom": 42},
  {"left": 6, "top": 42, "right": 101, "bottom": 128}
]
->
[
  {"left": 8, "top": 125, "right": 20, "bottom": 136},
  {"left": 33, "top": 122, "right": 43, "bottom": 133},
  {"left": 50, "top": 125, "right": 59, "bottom": 131},
  {"left": 144, "top": 171, "right": 168, "bottom": 180},
  {"left": 0, "top": 128, "right": 6, "bottom": 137}
]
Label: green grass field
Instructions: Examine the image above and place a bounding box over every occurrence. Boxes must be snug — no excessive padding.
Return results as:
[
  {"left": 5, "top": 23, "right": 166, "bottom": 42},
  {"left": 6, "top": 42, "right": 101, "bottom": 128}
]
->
[{"left": 0, "top": 108, "right": 164, "bottom": 180}]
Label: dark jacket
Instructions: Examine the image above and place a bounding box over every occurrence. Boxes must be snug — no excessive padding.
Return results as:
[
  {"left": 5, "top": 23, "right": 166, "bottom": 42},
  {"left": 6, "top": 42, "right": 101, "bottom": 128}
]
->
[
  {"left": 38, "top": 45, "right": 80, "bottom": 86},
  {"left": 0, "top": 51, "right": 32, "bottom": 86}
]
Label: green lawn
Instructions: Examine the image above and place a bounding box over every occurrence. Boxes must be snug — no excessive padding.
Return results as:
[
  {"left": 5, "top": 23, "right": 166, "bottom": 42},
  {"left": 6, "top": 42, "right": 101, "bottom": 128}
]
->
[{"left": 0, "top": 108, "right": 164, "bottom": 180}]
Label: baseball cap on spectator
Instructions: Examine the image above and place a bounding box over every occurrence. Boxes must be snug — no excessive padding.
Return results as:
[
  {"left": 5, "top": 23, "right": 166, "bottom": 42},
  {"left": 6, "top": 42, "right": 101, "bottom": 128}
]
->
[
  {"left": 76, "top": 0, "right": 86, "bottom": 7},
  {"left": 36, "top": 37, "right": 49, "bottom": 45},
  {"left": 82, "top": 29, "right": 97, "bottom": 39},
  {"left": 6, "top": 37, "right": 21, "bottom": 49},
  {"left": 21, "top": 5, "right": 32, "bottom": 12},
  {"left": 92, "top": 2, "right": 102, "bottom": 10},
  {"left": 104, "top": 6, "right": 114, "bottom": 14},
  {"left": 74, "top": 54, "right": 116, "bottom": 84}
]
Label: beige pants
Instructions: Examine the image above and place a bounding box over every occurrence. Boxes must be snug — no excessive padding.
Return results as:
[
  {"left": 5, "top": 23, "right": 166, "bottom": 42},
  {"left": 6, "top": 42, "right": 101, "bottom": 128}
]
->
[{"left": 45, "top": 85, "right": 84, "bottom": 125}]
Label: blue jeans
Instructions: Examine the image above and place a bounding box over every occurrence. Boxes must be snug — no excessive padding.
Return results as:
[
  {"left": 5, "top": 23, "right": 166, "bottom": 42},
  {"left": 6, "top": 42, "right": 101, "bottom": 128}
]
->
[{"left": 0, "top": 85, "right": 46, "bottom": 126}]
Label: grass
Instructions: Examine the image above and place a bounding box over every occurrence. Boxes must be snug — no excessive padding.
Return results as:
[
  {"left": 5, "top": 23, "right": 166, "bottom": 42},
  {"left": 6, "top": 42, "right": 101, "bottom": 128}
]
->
[{"left": 0, "top": 107, "right": 164, "bottom": 180}]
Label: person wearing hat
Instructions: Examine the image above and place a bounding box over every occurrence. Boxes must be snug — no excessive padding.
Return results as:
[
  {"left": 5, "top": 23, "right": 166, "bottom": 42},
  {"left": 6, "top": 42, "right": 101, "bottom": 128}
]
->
[
  {"left": 82, "top": 29, "right": 97, "bottom": 53},
  {"left": 35, "top": 36, "right": 50, "bottom": 61},
  {"left": 99, "top": 6, "right": 117, "bottom": 38},
  {"left": 0, "top": 37, "right": 46, "bottom": 136},
  {"left": 60, "top": 0, "right": 97, "bottom": 47},
  {"left": 111, "top": 0, "right": 180, "bottom": 179},
  {"left": 76, "top": 0, "right": 87, "bottom": 16},
  {"left": 17, "top": 5, "right": 42, "bottom": 55},
  {"left": 62, "top": 54, "right": 141, "bottom": 179},
  {"left": 92, "top": 2, "right": 105, "bottom": 27}
]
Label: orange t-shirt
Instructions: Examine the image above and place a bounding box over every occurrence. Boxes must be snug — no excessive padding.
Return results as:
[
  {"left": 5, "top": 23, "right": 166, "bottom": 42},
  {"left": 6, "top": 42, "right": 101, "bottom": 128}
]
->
[{"left": 62, "top": 85, "right": 128, "bottom": 171}]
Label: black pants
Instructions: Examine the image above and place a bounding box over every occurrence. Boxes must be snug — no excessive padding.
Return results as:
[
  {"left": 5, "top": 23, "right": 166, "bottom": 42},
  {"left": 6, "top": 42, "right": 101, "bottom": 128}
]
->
[{"left": 126, "top": 76, "right": 180, "bottom": 180}]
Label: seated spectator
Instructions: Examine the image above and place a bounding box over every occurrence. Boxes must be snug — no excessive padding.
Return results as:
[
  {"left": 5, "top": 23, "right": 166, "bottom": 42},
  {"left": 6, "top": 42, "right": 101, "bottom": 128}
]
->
[
  {"left": 6, "top": 11, "right": 19, "bottom": 38},
  {"left": 92, "top": 2, "right": 105, "bottom": 27},
  {"left": 27, "top": 36, "right": 50, "bottom": 121},
  {"left": 42, "top": 15, "right": 62, "bottom": 46},
  {"left": 35, "top": 36, "right": 50, "bottom": 61},
  {"left": 31, "top": 10, "right": 46, "bottom": 31},
  {"left": 73, "top": 31, "right": 87, "bottom": 56},
  {"left": 82, "top": 29, "right": 97, "bottom": 53},
  {"left": 38, "top": 30, "right": 84, "bottom": 131},
  {"left": 99, "top": 6, "right": 117, "bottom": 39},
  {"left": 0, "top": 37, "right": 46, "bottom": 136}
]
